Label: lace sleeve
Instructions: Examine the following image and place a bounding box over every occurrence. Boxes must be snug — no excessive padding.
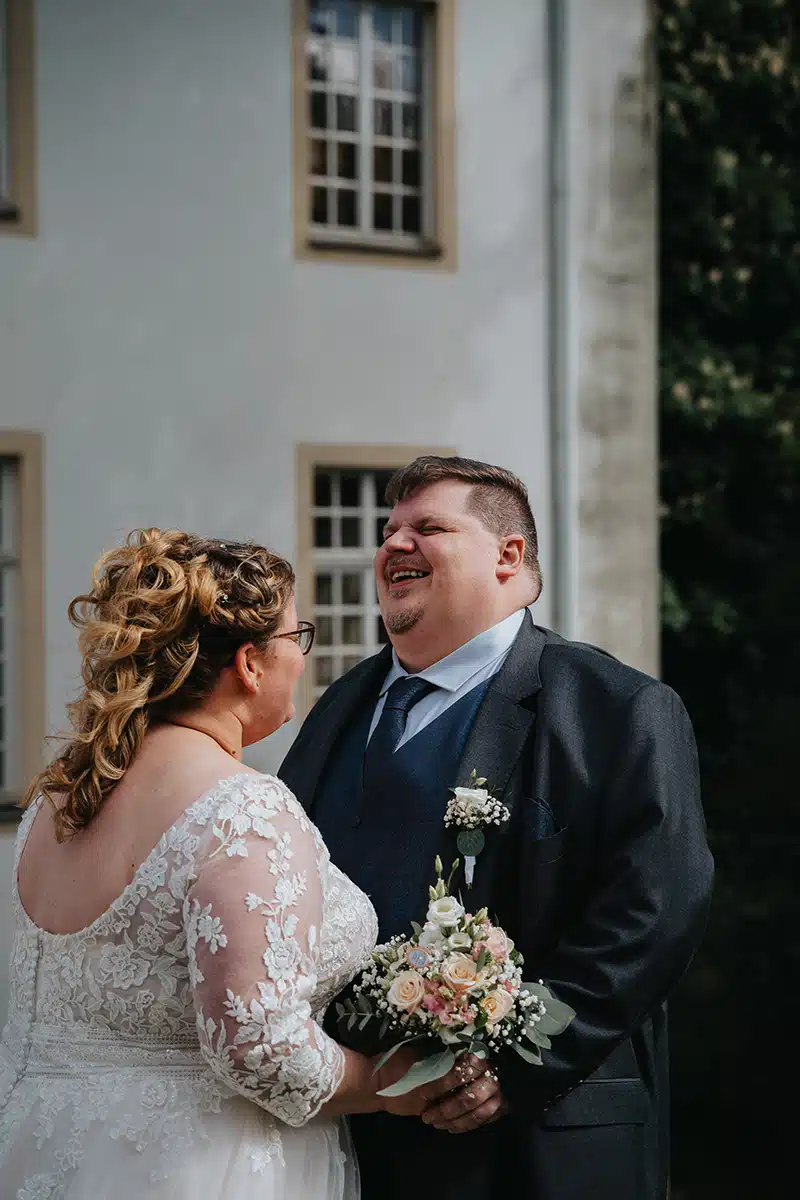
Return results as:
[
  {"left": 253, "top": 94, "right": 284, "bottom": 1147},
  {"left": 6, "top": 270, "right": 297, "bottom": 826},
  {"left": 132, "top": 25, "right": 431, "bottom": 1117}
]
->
[{"left": 184, "top": 775, "right": 346, "bottom": 1127}]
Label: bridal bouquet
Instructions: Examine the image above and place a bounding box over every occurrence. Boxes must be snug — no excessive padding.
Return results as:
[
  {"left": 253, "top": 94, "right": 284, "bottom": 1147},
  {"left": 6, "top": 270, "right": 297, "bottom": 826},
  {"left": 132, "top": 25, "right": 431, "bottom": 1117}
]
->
[{"left": 336, "top": 858, "right": 575, "bottom": 1096}]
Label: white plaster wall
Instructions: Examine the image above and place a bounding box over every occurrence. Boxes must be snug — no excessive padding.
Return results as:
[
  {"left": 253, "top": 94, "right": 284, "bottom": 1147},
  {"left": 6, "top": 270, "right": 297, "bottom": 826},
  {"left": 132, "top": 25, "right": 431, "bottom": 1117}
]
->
[{"left": 0, "top": 0, "right": 551, "bottom": 1020}]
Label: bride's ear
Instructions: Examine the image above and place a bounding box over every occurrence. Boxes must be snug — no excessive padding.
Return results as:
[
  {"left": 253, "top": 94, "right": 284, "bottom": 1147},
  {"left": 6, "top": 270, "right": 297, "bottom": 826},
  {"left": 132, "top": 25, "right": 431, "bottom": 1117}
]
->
[{"left": 233, "top": 643, "right": 265, "bottom": 694}]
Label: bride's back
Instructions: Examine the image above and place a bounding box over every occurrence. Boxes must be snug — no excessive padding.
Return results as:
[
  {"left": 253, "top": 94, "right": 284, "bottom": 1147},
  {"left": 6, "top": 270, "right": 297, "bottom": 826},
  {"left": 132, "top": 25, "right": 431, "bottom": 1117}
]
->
[{"left": 17, "top": 727, "right": 253, "bottom": 936}]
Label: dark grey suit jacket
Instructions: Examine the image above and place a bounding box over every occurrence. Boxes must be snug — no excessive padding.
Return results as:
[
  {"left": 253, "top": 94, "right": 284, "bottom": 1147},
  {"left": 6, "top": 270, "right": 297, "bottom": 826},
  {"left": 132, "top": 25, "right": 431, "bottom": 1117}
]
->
[{"left": 280, "top": 613, "right": 714, "bottom": 1200}]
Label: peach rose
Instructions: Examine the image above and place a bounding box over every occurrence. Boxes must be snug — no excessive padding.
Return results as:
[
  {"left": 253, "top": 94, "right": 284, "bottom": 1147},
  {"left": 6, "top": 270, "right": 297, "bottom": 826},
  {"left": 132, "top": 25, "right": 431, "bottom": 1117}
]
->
[
  {"left": 386, "top": 970, "right": 425, "bottom": 1012},
  {"left": 441, "top": 953, "right": 478, "bottom": 994},
  {"left": 481, "top": 989, "right": 515, "bottom": 1026}
]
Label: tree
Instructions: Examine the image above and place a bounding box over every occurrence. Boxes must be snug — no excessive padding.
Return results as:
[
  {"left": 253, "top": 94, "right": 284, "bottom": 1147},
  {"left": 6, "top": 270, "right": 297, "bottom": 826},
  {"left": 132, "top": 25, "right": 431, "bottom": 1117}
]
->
[{"left": 658, "top": 0, "right": 799, "bottom": 1166}]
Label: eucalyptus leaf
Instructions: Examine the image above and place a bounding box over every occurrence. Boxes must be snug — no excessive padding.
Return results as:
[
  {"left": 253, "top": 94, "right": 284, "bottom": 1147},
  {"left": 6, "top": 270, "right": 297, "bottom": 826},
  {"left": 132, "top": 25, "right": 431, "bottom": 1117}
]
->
[
  {"left": 377, "top": 1049, "right": 456, "bottom": 1098},
  {"left": 522, "top": 984, "right": 576, "bottom": 1035},
  {"left": 358, "top": 1014, "right": 372, "bottom": 1030},
  {"left": 372, "top": 1035, "right": 427, "bottom": 1073},
  {"left": 512, "top": 1041, "right": 543, "bottom": 1065},
  {"left": 525, "top": 1028, "right": 552, "bottom": 1050}
]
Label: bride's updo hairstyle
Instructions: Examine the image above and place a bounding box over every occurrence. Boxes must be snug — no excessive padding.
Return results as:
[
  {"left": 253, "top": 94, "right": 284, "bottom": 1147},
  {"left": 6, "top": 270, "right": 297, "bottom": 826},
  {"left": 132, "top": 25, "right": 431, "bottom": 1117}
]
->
[{"left": 25, "top": 529, "right": 295, "bottom": 841}]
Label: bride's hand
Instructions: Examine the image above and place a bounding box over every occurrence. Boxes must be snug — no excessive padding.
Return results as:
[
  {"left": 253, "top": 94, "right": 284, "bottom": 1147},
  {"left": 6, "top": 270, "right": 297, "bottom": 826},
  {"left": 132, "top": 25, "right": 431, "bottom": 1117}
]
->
[{"left": 373, "top": 1045, "right": 432, "bottom": 1118}]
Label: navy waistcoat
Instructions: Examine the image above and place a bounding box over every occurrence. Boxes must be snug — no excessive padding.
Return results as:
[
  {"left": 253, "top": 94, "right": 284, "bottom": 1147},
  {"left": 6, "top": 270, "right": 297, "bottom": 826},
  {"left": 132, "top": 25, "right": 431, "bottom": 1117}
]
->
[{"left": 312, "top": 680, "right": 491, "bottom": 941}]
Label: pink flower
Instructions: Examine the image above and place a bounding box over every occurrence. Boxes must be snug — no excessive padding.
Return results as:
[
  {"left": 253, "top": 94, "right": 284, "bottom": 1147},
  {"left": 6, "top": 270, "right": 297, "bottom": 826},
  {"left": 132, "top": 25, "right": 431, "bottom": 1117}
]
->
[
  {"left": 485, "top": 927, "right": 511, "bottom": 959},
  {"left": 423, "top": 992, "right": 445, "bottom": 1015}
]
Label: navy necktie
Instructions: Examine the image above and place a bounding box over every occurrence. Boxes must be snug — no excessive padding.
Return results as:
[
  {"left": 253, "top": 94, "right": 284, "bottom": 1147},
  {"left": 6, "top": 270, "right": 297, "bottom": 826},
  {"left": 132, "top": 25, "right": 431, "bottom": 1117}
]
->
[{"left": 365, "top": 676, "right": 437, "bottom": 770}]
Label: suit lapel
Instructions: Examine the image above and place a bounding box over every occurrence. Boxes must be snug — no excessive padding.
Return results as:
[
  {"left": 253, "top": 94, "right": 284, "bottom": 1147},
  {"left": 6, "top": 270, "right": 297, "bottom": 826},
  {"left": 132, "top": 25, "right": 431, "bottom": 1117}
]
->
[
  {"left": 455, "top": 610, "right": 545, "bottom": 795},
  {"left": 296, "top": 648, "right": 391, "bottom": 815},
  {"left": 446, "top": 611, "right": 546, "bottom": 907}
]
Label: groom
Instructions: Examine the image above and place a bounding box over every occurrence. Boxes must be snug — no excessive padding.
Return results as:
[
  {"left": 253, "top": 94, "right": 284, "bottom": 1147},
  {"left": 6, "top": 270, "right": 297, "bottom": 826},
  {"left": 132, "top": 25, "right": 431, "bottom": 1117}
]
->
[{"left": 281, "top": 455, "right": 713, "bottom": 1200}]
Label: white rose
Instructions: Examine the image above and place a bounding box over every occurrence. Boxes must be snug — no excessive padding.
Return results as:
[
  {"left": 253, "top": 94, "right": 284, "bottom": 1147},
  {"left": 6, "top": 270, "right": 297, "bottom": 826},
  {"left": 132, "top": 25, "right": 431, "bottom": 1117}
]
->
[
  {"left": 447, "top": 931, "right": 473, "bottom": 952},
  {"left": 452, "top": 787, "right": 490, "bottom": 811},
  {"left": 386, "top": 970, "right": 425, "bottom": 1012},
  {"left": 427, "top": 896, "right": 465, "bottom": 928},
  {"left": 481, "top": 989, "right": 515, "bottom": 1026}
]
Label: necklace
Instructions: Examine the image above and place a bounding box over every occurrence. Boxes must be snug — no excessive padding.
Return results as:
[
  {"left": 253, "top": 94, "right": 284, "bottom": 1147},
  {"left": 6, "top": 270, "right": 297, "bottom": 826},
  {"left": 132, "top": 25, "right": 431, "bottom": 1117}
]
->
[{"left": 162, "top": 720, "right": 241, "bottom": 759}]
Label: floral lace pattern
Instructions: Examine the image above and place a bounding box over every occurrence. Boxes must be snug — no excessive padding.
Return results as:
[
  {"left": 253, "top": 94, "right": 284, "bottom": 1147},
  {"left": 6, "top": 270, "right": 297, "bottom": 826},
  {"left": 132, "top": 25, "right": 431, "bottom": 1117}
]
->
[{"left": 0, "top": 773, "right": 378, "bottom": 1198}]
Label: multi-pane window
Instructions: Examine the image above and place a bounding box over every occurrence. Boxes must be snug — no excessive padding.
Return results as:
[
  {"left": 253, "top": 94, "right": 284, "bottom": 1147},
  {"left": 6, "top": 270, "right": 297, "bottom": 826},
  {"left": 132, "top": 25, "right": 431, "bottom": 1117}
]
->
[
  {"left": 303, "top": 1, "right": 431, "bottom": 250},
  {"left": 0, "top": 459, "right": 20, "bottom": 795},
  {"left": 310, "top": 467, "right": 394, "bottom": 699}
]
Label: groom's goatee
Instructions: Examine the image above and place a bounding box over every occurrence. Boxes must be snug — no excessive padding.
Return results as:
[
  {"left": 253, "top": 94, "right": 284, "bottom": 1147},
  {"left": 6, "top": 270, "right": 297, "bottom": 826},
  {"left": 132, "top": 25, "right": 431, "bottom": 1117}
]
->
[{"left": 385, "top": 607, "right": 424, "bottom": 635}]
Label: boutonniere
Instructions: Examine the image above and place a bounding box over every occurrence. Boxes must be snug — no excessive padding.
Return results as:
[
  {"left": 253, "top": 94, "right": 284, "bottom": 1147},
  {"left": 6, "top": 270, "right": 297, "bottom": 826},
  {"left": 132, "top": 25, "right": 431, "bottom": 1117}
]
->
[{"left": 444, "top": 769, "right": 511, "bottom": 887}]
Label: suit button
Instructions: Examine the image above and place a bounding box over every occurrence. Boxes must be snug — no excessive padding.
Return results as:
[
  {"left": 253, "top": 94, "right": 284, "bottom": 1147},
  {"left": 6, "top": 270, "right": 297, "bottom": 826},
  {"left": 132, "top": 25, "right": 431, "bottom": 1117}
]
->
[{"left": 352, "top": 815, "right": 362, "bottom": 827}]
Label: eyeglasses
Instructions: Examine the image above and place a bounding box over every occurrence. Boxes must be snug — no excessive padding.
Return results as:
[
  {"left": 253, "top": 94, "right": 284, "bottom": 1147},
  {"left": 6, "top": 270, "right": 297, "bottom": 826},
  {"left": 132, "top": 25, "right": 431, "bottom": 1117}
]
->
[{"left": 271, "top": 621, "right": 316, "bottom": 655}]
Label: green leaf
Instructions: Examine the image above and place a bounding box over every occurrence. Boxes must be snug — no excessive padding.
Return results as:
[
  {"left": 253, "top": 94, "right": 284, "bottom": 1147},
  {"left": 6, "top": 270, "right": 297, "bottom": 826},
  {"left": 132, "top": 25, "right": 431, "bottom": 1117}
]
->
[
  {"left": 525, "top": 1027, "right": 552, "bottom": 1050},
  {"left": 358, "top": 1014, "right": 372, "bottom": 1030},
  {"left": 512, "top": 1041, "right": 543, "bottom": 1065},
  {"left": 522, "top": 984, "right": 576, "bottom": 1036},
  {"left": 377, "top": 1049, "right": 456, "bottom": 1097},
  {"left": 476, "top": 947, "right": 491, "bottom": 973},
  {"left": 457, "top": 828, "right": 486, "bottom": 857},
  {"left": 372, "top": 1035, "right": 427, "bottom": 1073},
  {"left": 410, "top": 921, "right": 422, "bottom": 937}
]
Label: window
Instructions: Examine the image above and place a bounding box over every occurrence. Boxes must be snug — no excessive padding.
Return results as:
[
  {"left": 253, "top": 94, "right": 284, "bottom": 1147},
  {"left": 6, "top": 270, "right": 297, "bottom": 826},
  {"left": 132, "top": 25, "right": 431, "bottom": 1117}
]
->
[
  {"left": 309, "top": 466, "right": 395, "bottom": 698},
  {"left": 0, "top": 0, "right": 36, "bottom": 235},
  {"left": 0, "top": 434, "right": 44, "bottom": 820},
  {"left": 293, "top": 1, "right": 456, "bottom": 267},
  {"left": 295, "top": 444, "right": 455, "bottom": 709}
]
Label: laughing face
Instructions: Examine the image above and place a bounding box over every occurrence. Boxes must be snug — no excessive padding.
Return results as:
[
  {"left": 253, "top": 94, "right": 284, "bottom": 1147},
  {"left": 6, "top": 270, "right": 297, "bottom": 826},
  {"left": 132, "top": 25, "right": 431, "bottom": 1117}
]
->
[{"left": 374, "top": 480, "right": 528, "bottom": 665}]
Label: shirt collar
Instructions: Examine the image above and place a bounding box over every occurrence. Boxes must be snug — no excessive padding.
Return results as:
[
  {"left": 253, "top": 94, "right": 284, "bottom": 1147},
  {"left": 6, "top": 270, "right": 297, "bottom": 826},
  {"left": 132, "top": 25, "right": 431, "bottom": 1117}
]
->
[{"left": 379, "top": 608, "right": 527, "bottom": 697}]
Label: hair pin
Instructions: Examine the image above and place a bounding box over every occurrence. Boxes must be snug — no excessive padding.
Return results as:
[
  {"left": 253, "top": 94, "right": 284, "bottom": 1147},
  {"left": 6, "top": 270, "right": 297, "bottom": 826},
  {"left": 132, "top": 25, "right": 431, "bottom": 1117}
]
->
[{"left": 220, "top": 593, "right": 229, "bottom": 603}]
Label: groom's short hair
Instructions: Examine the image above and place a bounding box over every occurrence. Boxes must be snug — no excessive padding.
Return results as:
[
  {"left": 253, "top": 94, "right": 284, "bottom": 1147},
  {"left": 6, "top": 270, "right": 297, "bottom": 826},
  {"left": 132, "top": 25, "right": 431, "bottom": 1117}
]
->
[{"left": 385, "top": 455, "right": 542, "bottom": 598}]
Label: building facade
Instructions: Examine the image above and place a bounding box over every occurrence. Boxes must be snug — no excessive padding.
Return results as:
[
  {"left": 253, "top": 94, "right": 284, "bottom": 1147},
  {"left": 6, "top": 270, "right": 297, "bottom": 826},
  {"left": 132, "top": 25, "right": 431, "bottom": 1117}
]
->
[{"left": 0, "top": 0, "right": 656, "bottom": 1020}]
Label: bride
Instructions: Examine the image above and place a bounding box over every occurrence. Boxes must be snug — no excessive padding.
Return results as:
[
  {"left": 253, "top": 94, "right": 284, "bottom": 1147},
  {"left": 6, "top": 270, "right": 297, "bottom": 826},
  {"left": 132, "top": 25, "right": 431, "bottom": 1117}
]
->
[{"left": 0, "top": 529, "right": 434, "bottom": 1199}]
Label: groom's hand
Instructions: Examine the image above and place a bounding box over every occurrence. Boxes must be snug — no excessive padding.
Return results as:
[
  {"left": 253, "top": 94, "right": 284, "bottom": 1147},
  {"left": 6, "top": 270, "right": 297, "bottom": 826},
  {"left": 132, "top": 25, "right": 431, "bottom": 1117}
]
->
[{"left": 421, "top": 1055, "right": 508, "bottom": 1134}]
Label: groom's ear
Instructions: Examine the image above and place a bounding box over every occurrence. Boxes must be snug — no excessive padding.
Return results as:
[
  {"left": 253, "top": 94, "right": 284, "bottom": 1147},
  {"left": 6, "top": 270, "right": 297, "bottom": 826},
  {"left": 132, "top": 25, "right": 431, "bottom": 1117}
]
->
[{"left": 496, "top": 534, "right": 525, "bottom": 581}]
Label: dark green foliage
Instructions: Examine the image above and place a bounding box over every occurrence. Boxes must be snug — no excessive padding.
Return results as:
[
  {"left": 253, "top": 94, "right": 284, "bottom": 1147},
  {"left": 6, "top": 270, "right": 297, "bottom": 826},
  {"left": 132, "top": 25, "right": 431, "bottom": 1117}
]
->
[{"left": 658, "top": 0, "right": 799, "bottom": 1175}]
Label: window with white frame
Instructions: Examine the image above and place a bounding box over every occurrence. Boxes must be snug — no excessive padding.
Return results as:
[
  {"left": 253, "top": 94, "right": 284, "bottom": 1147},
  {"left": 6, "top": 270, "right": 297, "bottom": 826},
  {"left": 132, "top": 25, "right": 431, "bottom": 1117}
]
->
[
  {"left": 0, "top": 458, "right": 20, "bottom": 795},
  {"left": 310, "top": 466, "right": 395, "bottom": 699},
  {"left": 303, "top": 1, "right": 433, "bottom": 251}
]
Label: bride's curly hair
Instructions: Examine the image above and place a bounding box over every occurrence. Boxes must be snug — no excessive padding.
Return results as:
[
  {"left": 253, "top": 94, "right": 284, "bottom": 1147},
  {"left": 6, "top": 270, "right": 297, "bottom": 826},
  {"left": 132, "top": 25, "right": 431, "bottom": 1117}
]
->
[{"left": 24, "top": 528, "right": 295, "bottom": 841}]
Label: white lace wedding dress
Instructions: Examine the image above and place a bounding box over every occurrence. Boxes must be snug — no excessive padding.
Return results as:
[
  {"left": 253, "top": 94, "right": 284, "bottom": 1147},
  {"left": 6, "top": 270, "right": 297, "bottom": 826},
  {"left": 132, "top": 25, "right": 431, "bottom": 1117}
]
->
[{"left": 0, "top": 772, "right": 378, "bottom": 1199}]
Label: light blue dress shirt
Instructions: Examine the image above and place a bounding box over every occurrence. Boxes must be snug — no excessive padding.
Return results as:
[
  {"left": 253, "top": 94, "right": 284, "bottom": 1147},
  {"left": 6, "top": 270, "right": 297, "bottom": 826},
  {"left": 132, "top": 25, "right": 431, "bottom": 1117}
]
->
[{"left": 367, "top": 607, "right": 527, "bottom": 749}]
